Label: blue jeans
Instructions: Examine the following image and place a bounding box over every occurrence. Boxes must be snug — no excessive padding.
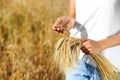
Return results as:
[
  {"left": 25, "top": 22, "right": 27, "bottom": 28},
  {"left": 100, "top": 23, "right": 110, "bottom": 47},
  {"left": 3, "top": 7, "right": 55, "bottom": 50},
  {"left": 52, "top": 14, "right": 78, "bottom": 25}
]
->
[{"left": 66, "top": 60, "right": 102, "bottom": 80}]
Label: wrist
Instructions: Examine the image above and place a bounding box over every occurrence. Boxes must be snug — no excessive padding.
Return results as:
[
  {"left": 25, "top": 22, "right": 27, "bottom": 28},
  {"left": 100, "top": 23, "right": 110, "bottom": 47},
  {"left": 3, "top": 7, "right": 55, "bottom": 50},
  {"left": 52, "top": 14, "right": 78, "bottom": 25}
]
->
[
  {"left": 98, "top": 39, "right": 108, "bottom": 51},
  {"left": 70, "top": 16, "right": 76, "bottom": 28}
]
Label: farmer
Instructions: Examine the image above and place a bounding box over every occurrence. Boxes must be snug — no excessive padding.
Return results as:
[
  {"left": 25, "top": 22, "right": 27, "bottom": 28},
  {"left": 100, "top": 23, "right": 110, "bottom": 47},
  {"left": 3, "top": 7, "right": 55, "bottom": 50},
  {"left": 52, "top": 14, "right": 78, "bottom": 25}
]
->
[{"left": 52, "top": 0, "right": 120, "bottom": 80}]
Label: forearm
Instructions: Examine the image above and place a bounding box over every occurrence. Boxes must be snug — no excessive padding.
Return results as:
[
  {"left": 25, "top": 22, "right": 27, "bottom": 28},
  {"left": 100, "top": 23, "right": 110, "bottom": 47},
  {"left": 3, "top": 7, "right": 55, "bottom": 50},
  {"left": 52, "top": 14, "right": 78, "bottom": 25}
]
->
[
  {"left": 70, "top": 0, "right": 76, "bottom": 18},
  {"left": 99, "top": 34, "right": 120, "bottom": 50}
]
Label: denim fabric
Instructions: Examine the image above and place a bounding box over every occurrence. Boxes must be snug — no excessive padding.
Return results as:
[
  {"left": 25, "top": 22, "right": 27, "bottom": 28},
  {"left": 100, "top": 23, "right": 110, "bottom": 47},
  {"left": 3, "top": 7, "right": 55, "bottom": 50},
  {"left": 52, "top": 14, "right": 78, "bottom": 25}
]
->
[
  {"left": 66, "top": 60, "right": 102, "bottom": 80},
  {"left": 117, "top": 72, "right": 120, "bottom": 79}
]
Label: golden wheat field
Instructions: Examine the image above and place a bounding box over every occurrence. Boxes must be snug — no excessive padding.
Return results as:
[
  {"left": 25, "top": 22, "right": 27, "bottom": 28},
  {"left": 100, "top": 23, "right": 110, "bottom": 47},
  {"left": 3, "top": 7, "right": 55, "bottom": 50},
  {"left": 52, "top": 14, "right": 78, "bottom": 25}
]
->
[{"left": 0, "top": 0, "right": 69, "bottom": 80}]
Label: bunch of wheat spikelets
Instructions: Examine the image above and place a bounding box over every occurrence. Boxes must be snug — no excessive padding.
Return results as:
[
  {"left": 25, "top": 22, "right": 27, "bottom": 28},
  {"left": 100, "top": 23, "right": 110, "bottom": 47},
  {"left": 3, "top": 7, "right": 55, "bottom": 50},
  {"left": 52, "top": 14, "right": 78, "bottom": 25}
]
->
[{"left": 53, "top": 37, "right": 120, "bottom": 80}]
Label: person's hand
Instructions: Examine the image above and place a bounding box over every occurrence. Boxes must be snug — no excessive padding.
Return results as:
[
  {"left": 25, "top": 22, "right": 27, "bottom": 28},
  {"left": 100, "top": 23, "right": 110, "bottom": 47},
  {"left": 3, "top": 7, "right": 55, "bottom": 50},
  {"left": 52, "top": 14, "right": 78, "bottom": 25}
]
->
[
  {"left": 51, "top": 16, "right": 75, "bottom": 33},
  {"left": 80, "top": 38, "right": 104, "bottom": 54}
]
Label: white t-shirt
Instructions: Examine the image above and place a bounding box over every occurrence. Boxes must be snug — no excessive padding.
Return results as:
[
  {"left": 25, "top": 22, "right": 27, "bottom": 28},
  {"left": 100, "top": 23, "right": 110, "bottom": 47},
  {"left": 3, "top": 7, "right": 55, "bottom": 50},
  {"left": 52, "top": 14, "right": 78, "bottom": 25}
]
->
[{"left": 70, "top": 0, "right": 120, "bottom": 69}]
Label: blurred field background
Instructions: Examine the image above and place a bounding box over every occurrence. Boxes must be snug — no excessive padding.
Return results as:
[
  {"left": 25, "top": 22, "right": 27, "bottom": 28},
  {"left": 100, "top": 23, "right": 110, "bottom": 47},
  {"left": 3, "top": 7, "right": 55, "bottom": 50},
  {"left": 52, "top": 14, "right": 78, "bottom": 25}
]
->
[{"left": 0, "top": 0, "right": 69, "bottom": 80}]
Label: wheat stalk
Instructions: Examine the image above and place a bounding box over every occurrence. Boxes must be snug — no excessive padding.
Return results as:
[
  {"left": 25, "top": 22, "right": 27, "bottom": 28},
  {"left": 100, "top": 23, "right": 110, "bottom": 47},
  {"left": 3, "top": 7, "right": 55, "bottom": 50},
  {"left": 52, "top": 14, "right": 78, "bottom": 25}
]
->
[{"left": 53, "top": 37, "right": 120, "bottom": 80}]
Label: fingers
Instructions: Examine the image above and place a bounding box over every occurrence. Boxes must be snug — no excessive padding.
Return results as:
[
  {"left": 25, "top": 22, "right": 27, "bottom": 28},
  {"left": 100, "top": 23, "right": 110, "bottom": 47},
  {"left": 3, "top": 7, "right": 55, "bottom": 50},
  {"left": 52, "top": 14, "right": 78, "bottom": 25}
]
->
[
  {"left": 79, "top": 38, "right": 92, "bottom": 54},
  {"left": 52, "top": 17, "right": 67, "bottom": 33},
  {"left": 81, "top": 46, "right": 90, "bottom": 55},
  {"left": 82, "top": 40, "right": 92, "bottom": 49},
  {"left": 53, "top": 18, "right": 63, "bottom": 28},
  {"left": 79, "top": 38, "right": 100, "bottom": 54},
  {"left": 52, "top": 18, "right": 62, "bottom": 30}
]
